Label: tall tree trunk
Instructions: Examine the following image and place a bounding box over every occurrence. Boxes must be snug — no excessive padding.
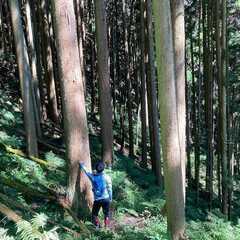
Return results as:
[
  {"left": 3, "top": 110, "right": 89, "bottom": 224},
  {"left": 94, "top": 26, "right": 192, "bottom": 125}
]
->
[
  {"left": 140, "top": 0, "right": 148, "bottom": 168},
  {"left": 123, "top": 0, "right": 134, "bottom": 158},
  {"left": 215, "top": 0, "right": 222, "bottom": 204},
  {"left": 195, "top": 0, "right": 202, "bottom": 201},
  {"left": 2, "top": 2, "right": 13, "bottom": 54},
  {"left": 9, "top": 0, "right": 38, "bottom": 157},
  {"left": 0, "top": 3, "right": 3, "bottom": 55},
  {"left": 186, "top": 51, "right": 191, "bottom": 181},
  {"left": 220, "top": 0, "right": 228, "bottom": 216},
  {"left": 41, "top": 0, "right": 59, "bottom": 123},
  {"left": 205, "top": 0, "right": 214, "bottom": 210},
  {"left": 51, "top": 0, "right": 93, "bottom": 212},
  {"left": 153, "top": 0, "right": 185, "bottom": 239},
  {"left": 170, "top": 0, "right": 186, "bottom": 203},
  {"left": 146, "top": 0, "right": 162, "bottom": 184},
  {"left": 74, "top": 0, "right": 86, "bottom": 94},
  {"left": 25, "top": 0, "right": 42, "bottom": 138},
  {"left": 94, "top": 0, "right": 113, "bottom": 166},
  {"left": 35, "top": 0, "right": 47, "bottom": 121}
]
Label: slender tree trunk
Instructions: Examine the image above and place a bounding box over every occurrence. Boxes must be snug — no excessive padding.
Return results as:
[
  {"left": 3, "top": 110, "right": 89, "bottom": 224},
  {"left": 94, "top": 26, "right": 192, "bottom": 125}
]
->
[
  {"left": 228, "top": 113, "right": 234, "bottom": 220},
  {"left": 215, "top": 0, "right": 222, "bottom": 203},
  {"left": 94, "top": 0, "right": 113, "bottom": 166},
  {"left": 140, "top": 0, "right": 148, "bottom": 168},
  {"left": 9, "top": 0, "right": 38, "bottom": 157},
  {"left": 186, "top": 51, "right": 191, "bottom": 181},
  {"left": 25, "top": 0, "right": 42, "bottom": 138},
  {"left": 35, "top": 0, "right": 47, "bottom": 121},
  {"left": 220, "top": 0, "right": 228, "bottom": 216},
  {"left": 0, "top": 3, "right": 3, "bottom": 55},
  {"left": 146, "top": 0, "right": 162, "bottom": 184},
  {"left": 120, "top": 103, "right": 126, "bottom": 152},
  {"left": 3, "top": 2, "right": 13, "bottom": 53},
  {"left": 41, "top": 0, "right": 59, "bottom": 123},
  {"left": 153, "top": 0, "right": 185, "bottom": 239},
  {"left": 51, "top": 0, "right": 93, "bottom": 212},
  {"left": 205, "top": 0, "right": 214, "bottom": 210},
  {"left": 195, "top": 0, "right": 202, "bottom": 202},
  {"left": 74, "top": 0, "right": 86, "bottom": 94},
  {"left": 190, "top": 31, "right": 197, "bottom": 182},
  {"left": 122, "top": 0, "right": 134, "bottom": 158},
  {"left": 88, "top": 2, "right": 96, "bottom": 116}
]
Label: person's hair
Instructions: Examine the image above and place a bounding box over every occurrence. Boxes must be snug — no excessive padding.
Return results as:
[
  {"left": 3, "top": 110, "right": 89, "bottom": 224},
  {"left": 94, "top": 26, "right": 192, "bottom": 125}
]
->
[{"left": 95, "top": 161, "right": 105, "bottom": 173}]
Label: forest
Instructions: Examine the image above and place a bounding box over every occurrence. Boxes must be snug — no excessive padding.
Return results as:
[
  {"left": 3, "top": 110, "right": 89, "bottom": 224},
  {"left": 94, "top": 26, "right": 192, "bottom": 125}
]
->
[{"left": 0, "top": 0, "right": 239, "bottom": 239}]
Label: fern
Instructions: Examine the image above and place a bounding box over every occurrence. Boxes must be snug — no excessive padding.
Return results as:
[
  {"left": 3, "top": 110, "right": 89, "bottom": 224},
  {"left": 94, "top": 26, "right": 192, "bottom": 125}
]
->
[
  {"left": 0, "top": 228, "right": 14, "bottom": 240},
  {"left": 16, "top": 213, "right": 59, "bottom": 240}
]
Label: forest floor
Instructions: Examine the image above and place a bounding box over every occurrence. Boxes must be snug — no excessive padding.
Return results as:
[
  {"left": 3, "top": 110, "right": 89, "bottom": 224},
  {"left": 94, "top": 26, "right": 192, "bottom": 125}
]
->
[{"left": 1, "top": 88, "right": 240, "bottom": 240}]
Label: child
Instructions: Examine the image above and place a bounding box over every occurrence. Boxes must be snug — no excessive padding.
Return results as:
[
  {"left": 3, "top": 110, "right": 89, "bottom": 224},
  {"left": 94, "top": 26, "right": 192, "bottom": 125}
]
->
[{"left": 79, "top": 161, "right": 112, "bottom": 228}]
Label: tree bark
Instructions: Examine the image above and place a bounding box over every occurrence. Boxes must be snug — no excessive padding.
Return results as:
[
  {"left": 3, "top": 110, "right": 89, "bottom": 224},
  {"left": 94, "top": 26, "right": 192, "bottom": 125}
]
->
[
  {"left": 153, "top": 0, "right": 185, "bottom": 239},
  {"left": 94, "top": 0, "right": 113, "bottom": 166},
  {"left": 25, "top": 0, "right": 42, "bottom": 138},
  {"left": 40, "top": 0, "right": 59, "bottom": 123},
  {"left": 123, "top": 0, "right": 134, "bottom": 158},
  {"left": 140, "top": 0, "right": 148, "bottom": 168},
  {"left": 220, "top": 0, "right": 228, "bottom": 216},
  {"left": 9, "top": 0, "right": 38, "bottom": 157},
  {"left": 170, "top": 0, "right": 186, "bottom": 203},
  {"left": 146, "top": 0, "right": 162, "bottom": 184},
  {"left": 51, "top": 0, "right": 93, "bottom": 212}
]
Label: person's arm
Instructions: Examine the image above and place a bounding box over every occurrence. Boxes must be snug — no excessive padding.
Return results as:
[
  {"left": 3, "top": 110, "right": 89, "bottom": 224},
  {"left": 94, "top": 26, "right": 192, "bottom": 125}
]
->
[
  {"left": 79, "top": 163, "right": 94, "bottom": 182},
  {"left": 105, "top": 175, "right": 112, "bottom": 202}
]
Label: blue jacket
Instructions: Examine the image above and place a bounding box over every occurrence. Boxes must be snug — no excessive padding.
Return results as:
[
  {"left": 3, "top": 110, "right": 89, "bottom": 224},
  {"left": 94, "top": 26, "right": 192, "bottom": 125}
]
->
[{"left": 80, "top": 164, "right": 112, "bottom": 201}]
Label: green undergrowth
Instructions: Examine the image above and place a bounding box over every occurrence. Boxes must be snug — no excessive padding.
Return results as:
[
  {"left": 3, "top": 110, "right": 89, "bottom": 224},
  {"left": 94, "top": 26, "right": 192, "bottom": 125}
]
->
[{"left": 1, "top": 90, "right": 240, "bottom": 239}]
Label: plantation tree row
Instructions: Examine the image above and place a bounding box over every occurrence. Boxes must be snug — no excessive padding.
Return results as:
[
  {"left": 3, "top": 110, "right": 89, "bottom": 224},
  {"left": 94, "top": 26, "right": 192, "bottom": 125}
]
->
[
  {"left": 185, "top": 0, "right": 239, "bottom": 220},
  {"left": 1, "top": 0, "right": 239, "bottom": 239}
]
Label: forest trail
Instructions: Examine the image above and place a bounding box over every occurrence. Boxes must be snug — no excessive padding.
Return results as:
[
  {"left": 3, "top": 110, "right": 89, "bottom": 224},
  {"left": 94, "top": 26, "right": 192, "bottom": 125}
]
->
[{"left": 109, "top": 213, "right": 145, "bottom": 231}]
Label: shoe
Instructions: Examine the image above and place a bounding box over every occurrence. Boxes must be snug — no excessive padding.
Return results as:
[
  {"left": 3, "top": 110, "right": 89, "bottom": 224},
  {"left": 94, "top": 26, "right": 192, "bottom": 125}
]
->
[
  {"left": 104, "top": 217, "right": 110, "bottom": 228},
  {"left": 93, "top": 216, "right": 100, "bottom": 228}
]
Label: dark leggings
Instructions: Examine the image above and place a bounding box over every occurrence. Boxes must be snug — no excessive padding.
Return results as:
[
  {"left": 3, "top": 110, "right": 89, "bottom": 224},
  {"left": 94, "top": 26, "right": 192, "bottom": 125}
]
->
[{"left": 92, "top": 199, "right": 110, "bottom": 220}]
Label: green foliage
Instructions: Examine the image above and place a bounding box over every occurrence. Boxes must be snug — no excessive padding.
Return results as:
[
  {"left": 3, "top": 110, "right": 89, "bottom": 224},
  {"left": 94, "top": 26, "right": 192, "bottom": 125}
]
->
[
  {"left": 0, "top": 228, "right": 15, "bottom": 240},
  {"left": 16, "top": 213, "right": 59, "bottom": 240},
  {"left": 44, "top": 151, "right": 65, "bottom": 169},
  {"left": 1, "top": 89, "right": 240, "bottom": 240},
  {"left": 0, "top": 131, "right": 24, "bottom": 148},
  {"left": 73, "top": 216, "right": 168, "bottom": 240},
  {"left": 187, "top": 215, "right": 240, "bottom": 240}
]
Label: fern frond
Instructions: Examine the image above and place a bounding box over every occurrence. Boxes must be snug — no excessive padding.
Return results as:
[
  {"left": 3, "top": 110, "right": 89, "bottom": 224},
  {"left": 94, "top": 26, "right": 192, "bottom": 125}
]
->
[
  {"left": 31, "top": 213, "right": 48, "bottom": 229},
  {"left": 16, "top": 214, "right": 59, "bottom": 240},
  {"left": 0, "top": 228, "right": 14, "bottom": 240}
]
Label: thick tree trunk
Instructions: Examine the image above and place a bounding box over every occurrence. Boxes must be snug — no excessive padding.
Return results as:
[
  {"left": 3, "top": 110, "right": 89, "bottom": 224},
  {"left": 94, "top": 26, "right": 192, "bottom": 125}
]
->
[
  {"left": 94, "top": 0, "right": 113, "bottom": 166},
  {"left": 153, "top": 0, "right": 185, "bottom": 239},
  {"left": 170, "top": 0, "right": 186, "bottom": 203},
  {"left": 51, "top": 0, "right": 93, "bottom": 212},
  {"left": 9, "top": 0, "right": 38, "bottom": 157}
]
